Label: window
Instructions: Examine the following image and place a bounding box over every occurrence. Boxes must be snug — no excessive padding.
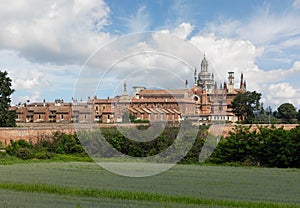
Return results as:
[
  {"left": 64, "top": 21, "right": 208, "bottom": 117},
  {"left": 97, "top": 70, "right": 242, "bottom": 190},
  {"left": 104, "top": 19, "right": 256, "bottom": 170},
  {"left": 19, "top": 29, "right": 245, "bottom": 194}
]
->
[{"left": 61, "top": 114, "right": 64, "bottom": 119}]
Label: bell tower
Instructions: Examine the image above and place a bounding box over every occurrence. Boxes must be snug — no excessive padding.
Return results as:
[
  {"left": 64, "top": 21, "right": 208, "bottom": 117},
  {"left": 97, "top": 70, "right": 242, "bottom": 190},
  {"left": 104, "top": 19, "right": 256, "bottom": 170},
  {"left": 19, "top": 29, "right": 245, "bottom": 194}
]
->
[{"left": 228, "top": 72, "right": 234, "bottom": 93}]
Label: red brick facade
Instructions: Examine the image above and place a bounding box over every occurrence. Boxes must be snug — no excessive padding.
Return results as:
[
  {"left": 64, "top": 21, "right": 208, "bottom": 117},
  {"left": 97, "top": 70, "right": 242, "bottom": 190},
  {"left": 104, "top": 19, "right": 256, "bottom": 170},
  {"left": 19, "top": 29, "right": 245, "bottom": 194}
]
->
[{"left": 9, "top": 56, "right": 246, "bottom": 124}]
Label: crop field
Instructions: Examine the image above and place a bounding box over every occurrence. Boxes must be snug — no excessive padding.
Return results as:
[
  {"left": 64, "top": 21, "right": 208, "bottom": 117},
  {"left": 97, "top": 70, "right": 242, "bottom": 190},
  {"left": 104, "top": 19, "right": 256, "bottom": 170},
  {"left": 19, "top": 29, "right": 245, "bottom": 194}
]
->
[{"left": 0, "top": 162, "right": 299, "bottom": 207}]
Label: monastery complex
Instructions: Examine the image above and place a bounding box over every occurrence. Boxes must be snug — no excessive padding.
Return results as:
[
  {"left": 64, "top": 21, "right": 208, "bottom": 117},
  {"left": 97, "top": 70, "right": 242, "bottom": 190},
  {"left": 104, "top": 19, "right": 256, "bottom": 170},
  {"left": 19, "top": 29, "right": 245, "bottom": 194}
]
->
[{"left": 10, "top": 56, "right": 247, "bottom": 125}]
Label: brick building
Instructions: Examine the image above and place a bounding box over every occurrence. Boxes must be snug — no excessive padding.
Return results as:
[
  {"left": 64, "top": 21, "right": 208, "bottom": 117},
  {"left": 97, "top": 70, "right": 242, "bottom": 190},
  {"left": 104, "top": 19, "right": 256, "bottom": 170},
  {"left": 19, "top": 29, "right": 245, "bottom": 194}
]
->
[{"left": 10, "top": 56, "right": 246, "bottom": 124}]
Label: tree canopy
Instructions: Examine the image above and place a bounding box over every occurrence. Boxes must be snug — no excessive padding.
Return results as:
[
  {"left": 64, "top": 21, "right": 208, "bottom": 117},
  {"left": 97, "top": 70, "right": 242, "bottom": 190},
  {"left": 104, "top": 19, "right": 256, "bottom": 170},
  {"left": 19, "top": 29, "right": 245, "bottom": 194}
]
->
[
  {"left": 296, "top": 109, "right": 300, "bottom": 122},
  {"left": 0, "top": 70, "right": 16, "bottom": 127},
  {"left": 277, "top": 103, "right": 297, "bottom": 123},
  {"left": 231, "top": 91, "right": 262, "bottom": 123}
]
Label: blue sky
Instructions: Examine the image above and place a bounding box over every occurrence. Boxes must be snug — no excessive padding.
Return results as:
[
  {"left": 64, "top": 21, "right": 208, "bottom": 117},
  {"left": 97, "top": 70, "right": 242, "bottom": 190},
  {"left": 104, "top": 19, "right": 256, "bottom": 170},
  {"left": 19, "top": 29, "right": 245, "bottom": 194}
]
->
[{"left": 1, "top": 0, "right": 300, "bottom": 110}]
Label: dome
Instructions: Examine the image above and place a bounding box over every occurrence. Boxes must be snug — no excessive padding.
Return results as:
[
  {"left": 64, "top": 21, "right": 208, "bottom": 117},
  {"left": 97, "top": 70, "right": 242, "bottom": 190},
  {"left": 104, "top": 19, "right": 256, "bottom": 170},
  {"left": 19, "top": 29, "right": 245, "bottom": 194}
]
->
[{"left": 200, "top": 55, "right": 208, "bottom": 72}]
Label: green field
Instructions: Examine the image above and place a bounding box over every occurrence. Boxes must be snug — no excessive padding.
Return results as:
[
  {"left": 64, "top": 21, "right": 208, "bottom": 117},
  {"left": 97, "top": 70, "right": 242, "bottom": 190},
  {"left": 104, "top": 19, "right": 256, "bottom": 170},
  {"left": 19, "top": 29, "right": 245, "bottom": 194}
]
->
[{"left": 0, "top": 162, "right": 299, "bottom": 207}]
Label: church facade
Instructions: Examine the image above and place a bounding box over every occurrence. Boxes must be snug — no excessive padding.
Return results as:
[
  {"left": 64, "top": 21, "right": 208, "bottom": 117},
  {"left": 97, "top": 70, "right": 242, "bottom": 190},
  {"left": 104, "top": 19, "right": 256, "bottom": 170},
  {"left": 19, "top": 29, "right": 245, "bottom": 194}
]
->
[{"left": 11, "top": 56, "right": 246, "bottom": 124}]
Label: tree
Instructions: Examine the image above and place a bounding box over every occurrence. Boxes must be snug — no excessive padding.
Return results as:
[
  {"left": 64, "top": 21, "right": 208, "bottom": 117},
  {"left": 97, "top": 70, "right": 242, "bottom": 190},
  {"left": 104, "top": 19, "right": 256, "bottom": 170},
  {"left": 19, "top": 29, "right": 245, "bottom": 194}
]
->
[
  {"left": 297, "top": 109, "right": 300, "bottom": 122},
  {"left": 277, "top": 103, "right": 297, "bottom": 124},
  {"left": 231, "top": 91, "right": 262, "bottom": 123},
  {"left": 0, "top": 71, "right": 16, "bottom": 127}
]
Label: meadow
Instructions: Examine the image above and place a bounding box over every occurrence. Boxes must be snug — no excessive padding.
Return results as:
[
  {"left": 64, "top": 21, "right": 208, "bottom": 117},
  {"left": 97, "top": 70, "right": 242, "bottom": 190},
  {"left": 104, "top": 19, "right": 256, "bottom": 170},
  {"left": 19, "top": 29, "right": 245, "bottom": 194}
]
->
[{"left": 0, "top": 162, "right": 299, "bottom": 207}]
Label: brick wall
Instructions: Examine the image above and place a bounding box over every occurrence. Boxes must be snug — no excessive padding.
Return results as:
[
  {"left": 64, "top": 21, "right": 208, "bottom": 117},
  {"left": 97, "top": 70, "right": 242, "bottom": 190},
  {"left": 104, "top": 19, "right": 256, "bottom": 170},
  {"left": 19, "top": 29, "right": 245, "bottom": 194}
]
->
[{"left": 0, "top": 123, "right": 298, "bottom": 146}]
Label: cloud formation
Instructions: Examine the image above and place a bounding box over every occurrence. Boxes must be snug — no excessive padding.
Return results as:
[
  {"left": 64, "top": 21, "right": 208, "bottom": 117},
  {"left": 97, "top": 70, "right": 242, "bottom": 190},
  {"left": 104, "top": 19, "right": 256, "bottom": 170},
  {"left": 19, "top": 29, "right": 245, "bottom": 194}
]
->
[
  {"left": 1, "top": 1, "right": 299, "bottom": 110},
  {"left": 0, "top": 0, "right": 111, "bottom": 64}
]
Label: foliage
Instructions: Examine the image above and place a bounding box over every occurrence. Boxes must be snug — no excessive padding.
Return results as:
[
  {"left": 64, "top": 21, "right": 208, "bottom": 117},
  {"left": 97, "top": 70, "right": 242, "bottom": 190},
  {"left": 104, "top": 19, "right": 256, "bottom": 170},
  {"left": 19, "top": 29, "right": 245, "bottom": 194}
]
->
[
  {"left": 0, "top": 70, "right": 16, "bottom": 127},
  {"left": 231, "top": 91, "right": 262, "bottom": 123},
  {"left": 277, "top": 103, "right": 297, "bottom": 123},
  {"left": 210, "top": 125, "right": 300, "bottom": 168},
  {"left": 2, "top": 124, "right": 300, "bottom": 168},
  {"left": 79, "top": 123, "right": 209, "bottom": 163},
  {"left": 4, "top": 133, "right": 88, "bottom": 160}
]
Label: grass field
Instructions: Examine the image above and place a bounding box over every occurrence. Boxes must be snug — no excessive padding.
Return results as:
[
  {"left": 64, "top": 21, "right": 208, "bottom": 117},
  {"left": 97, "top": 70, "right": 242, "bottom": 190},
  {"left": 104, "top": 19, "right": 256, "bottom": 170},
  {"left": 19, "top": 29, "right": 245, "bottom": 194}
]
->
[{"left": 0, "top": 162, "right": 299, "bottom": 207}]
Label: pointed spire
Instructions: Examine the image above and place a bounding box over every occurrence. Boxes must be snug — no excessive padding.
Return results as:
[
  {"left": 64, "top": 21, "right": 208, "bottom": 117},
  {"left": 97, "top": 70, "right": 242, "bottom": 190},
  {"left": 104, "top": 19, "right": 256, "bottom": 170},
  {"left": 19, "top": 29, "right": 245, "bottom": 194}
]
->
[
  {"left": 185, "top": 80, "right": 188, "bottom": 88},
  {"left": 243, "top": 80, "right": 246, "bottom": 89},
  {"left": 240, "top": 73, "right": 244, "bottom": 89},
  {"left": 201, "top": 54, "right": 208, "bottom": 72},
  {"left": 123, "top": 81, "right": 127, "bottom": 95},
  {"left": 194, "top": 67, "right": 197, "bottom": 85}
]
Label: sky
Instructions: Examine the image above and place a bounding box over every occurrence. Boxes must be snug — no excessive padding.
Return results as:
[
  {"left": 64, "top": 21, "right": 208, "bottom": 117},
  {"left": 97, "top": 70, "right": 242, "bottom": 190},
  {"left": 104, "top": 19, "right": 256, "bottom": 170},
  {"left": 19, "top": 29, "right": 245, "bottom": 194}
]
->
[{"left": 1, "top": 0, "right": 300, "bottom": 111}]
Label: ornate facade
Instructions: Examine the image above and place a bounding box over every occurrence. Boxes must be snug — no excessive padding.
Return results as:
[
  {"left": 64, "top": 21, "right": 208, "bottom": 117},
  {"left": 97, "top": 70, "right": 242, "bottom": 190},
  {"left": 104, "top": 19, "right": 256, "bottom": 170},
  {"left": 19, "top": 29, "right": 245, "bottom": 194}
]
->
[{"left": 10, "top": 56, "right": 246, "bottom": 124}]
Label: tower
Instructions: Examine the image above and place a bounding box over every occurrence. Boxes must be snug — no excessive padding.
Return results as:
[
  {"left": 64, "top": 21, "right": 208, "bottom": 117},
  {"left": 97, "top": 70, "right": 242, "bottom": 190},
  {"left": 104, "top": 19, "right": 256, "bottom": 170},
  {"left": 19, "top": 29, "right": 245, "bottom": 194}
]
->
[
  {"left": 123, "top": 81, "right": 127, "bottom": 95},
  {"left": 228, "top": 72, "right": 234, "bottom": 93},
  {"left": 201, "top": 54, "right": 208, "bottom": 72},
  {"left": 194, "top": 67, "right": 197, "bottom": 85},
  {"left": 197, "top": 55, "right": 214, "bottom": 91},
  {"left": 240, "top": 73, "right": 244, "bottom": 89}
]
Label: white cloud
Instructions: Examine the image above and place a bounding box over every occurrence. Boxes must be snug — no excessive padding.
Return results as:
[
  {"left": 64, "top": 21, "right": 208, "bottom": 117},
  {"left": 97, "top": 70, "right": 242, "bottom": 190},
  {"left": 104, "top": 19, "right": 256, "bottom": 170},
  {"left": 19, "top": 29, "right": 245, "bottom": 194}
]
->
[
  {"left": 202, "top": 4, "right": 300, "bottom": 70},
  {"left": 0, "top": 0, "right": 111, "bottom": 64},
  {"left": 12, "top": 69, "right": 44, "bottom": 90},
  {"left": 18, "top": 91, "right": 41, "bottom": 103},
  {"left": 122, "top": 5, "right": 150, "bottom": 33},
  {"left": 204, "top": 5, "right": 300, "bottom": 46},
  {"left": 190, "top": 33, "right": 263, "bottom": 80},
  {"left": 173, "top": 23, "right": 194, "bottom": 39},
  {"left": 266, "top": 83, "right": 300, "bottom": 108},
  {"left": 293, "top": 0, "right": 300, "bottom": 9}
]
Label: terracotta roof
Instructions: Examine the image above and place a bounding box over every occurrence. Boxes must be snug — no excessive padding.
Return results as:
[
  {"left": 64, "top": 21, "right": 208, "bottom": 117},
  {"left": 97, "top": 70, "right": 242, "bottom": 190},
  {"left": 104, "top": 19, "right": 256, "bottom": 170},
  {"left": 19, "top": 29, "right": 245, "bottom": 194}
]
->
[
  {"left": 160, "top": 109, "right": 170, "bottom": 114},
  {"left": 128, "top": 107, "right": 138, "bottom": 114},
  {"left": 142, "top": 108, "right": 152, "bottom": 114},
  {"left": 173, "top": 109, "right": 181, "bottom": 114},
  {"left": 148, "top": 108, "right": 158, "bottom": 114},
  {"left": 167, "top": 109, "right": 175, "bottom": 114},
  {"left": 94, "top": 99, "right": 113, "bottom": 104},
  {"left": 154, "top": 108, "right": 164, "bottom": 114},
  {"left": 33, "top": 107, "right": 48, "bottom": 113},
  {"left": 139, "top": 89, "right": 186, "bottom": 96},
  {"left": 56, "top": 107, "right": 70, "bottom": 113},
  {"left": 131, "top": 97, "right": 179, "bottom": 103},
  {"left": 102, "top": 106, "right": 113, "bottom": 114},
  {"left": 134, "top": 108, "right": 144, "bottom": 114}
]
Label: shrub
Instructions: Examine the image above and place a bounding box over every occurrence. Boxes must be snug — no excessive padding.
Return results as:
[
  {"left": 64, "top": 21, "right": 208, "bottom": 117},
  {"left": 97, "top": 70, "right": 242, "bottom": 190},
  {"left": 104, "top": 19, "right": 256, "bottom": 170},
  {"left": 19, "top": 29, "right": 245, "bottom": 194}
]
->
[
  {"left": 210, "top": 125, "right": 300, "bottom": 168},
  {"left": 16, "top": 148, "right": 33, "bottom": 160},
  {"left": 5, "top": 139, "right": 33, "bottom": 156}
]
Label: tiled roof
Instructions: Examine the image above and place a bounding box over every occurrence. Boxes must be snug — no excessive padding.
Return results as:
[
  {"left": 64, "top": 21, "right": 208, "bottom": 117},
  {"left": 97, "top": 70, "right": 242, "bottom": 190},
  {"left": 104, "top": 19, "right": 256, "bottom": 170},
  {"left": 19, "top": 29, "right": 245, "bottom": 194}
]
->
[
  {"left": 102, "top": 106, "right": 113, "bottom": 113},
  {"left": 139, "top": 89, "right": 186, "bottom": 96}
]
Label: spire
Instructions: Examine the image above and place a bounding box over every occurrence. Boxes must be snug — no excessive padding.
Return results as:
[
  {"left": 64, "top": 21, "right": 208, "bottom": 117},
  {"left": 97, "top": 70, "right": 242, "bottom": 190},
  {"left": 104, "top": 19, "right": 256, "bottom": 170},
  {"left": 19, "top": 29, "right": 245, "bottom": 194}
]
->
[
  {"left": 212, "top": 73, "right": 214, "bottom": 81},
  {"left": 194, "top": 67, "right": 197, "bottom": 85},
  {"left": 224, "top": 81, "right": 227, "bottom": 90},
  {"left": 201, "top": 54, "right": 208, "bottom": 72},
  {"left": 185, "top": 80, "right": 188, "bottom": 88},
  {"left": 243, "top": 80, "right": 247, "bottom": 89},
  {"left": 123, "top": 81, "right": 127, "bottom": 95},
  {"left": 240, "top": 73, "right": 244, "bottom": 89}
]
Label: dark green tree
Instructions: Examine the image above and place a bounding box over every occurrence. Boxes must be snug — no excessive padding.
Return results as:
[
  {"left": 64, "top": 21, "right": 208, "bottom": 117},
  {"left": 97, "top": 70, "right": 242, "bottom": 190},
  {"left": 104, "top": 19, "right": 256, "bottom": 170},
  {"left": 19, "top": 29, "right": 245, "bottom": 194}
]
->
[
  {"left": 231, "top": 91, "right": 262, "bottom": 123},
  {"left": 277, "top": 103, "right": 297, "bottom": 123},
  {"left": 0, "top": 71, "right": 16, "bottom": 127},
  {"left": 297, "top": 109, "right": 300, "bottom": 122}
]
